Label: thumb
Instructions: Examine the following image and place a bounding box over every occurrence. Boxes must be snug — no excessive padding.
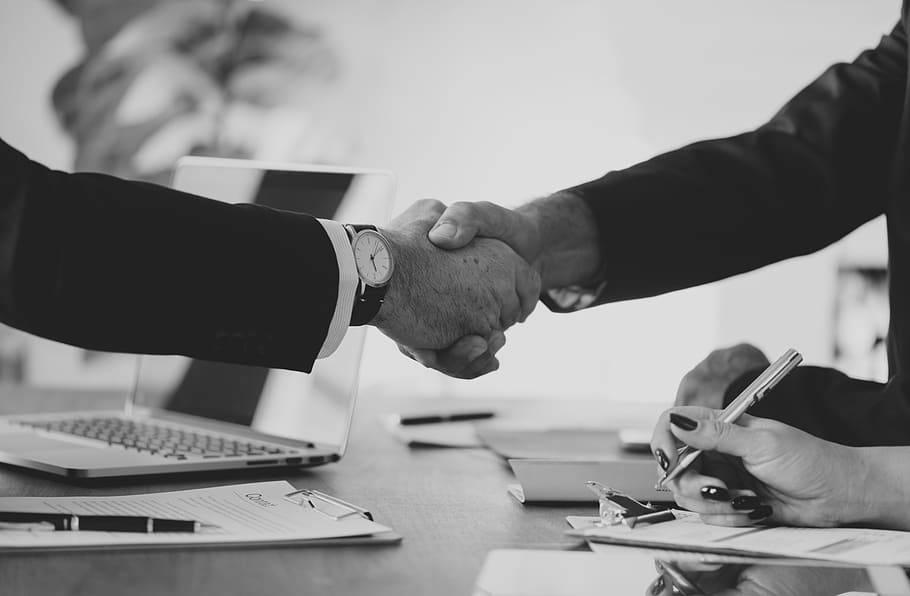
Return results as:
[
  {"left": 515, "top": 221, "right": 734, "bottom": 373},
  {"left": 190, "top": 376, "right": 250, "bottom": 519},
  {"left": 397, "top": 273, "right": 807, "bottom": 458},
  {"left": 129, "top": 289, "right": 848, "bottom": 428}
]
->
[
  {"left": 668, "top": 407, "right": 757, "bottom": 459},
  {"left": 429, "top": 201, "right": 526, "bottom": 254}
]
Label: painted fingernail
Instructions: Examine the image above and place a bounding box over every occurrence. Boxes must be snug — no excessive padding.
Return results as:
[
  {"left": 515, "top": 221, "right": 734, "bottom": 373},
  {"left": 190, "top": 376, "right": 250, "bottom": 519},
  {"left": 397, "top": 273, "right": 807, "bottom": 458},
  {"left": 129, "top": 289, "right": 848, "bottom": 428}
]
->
[
  {"left": 430, "top": 222, "right": 456, "bottom": 239},
  {"left": 700, "top": 486, "right": 730, "bottom": 501},
  {"left": 748, "top": 505, "right": 773, "bottom": 520},
  {"left": 654, "top": 448, "right": 669, "bottom": 471},
  {"left": 669, "top": 413, "right": 698, "bottom": 431},
  {"left": 731, "top": 495, "right": 763, "bottom": 510}
]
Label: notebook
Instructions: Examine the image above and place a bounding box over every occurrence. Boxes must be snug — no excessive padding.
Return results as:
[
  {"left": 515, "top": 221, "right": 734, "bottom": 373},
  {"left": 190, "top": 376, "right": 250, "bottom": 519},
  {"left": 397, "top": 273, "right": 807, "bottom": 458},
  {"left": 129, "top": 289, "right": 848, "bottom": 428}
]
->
[{"left": 0, "top": 157, "right": 395, "bottom": 478}]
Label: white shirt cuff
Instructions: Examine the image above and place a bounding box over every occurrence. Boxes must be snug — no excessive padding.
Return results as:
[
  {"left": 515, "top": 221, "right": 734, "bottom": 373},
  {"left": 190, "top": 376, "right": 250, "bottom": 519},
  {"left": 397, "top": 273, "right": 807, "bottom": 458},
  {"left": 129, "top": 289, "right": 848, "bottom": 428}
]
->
[
  {"left": 545, "top": 280, "right": 608, "bottom": 311},
  {"left": 315, "top": 219, "right": 358, "bottom": 358}
]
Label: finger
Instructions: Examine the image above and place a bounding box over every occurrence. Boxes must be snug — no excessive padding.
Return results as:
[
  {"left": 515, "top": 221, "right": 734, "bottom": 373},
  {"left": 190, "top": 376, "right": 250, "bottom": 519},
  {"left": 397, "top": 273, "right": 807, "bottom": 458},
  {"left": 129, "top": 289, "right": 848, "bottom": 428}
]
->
[
  {"left": 390, "top": 198, "right": 446, "bottom": 227},
  {"left": 650, "top": 409, "right": 680, "bottom": 477},
  {"left": 445, "top": 333, "right": 506, "bottom": 379},
  {"left": 397, "top": 343, "right": 417, "bottom": 361},
  {"left": 515, "top": 263, "right": 541, "bottom": 322},
  {"left": 696, "top": 512, "right": 755, "bottom": 527},
  {"left": 429, "top": 201, "right": 527, "bottom": 254},
  {"left": 406, "top": 336, "right": 504, "bottom": 379},
  {"left": 666, "top": 407, "right": 759, "bottom": 459},
  {"left": 499, "top": 288, "right": 522, "bottom": 331},
  {"left": 674, "top": 469, "right": 731, "bottom": 503},
  {"left": 453, "top": 352, "right": 501, "bottom": 379},
  {"left": 409, "top": 335, "right": 486, "bottom": 371},
  {"left": 674, "top": 371, "right": 698, "bottom": 406}
]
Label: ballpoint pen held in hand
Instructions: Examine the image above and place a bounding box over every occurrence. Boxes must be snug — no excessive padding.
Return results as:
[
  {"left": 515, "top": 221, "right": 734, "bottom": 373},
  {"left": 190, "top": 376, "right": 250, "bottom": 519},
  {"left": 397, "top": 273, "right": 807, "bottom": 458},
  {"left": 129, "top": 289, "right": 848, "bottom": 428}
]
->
[{"left": 657, "top": 348, "right": 803, "bottom": 488}]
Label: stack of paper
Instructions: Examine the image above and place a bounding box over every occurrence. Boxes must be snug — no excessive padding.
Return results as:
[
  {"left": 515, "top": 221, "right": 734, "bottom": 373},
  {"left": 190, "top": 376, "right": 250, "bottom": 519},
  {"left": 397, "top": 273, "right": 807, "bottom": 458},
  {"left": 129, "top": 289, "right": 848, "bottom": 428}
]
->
[{"left": 571, "top": 512, "right": 910, "bottom": 566}]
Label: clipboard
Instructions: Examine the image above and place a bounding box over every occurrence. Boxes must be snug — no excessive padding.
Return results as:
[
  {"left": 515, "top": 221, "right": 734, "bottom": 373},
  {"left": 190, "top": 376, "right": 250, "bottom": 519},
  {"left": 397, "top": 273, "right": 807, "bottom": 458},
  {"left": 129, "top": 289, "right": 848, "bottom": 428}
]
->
[{"left": 0, "top": 481, "right": 401, "bottom": 552}]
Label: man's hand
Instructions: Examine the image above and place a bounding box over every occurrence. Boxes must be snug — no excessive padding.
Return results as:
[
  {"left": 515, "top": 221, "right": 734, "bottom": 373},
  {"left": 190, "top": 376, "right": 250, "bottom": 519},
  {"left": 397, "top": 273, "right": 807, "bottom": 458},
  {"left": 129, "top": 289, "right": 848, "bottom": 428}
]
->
[
  {"left": 428, "top": 201, "right": 543, "bottom": 266},
  {"left": 427, "top": 194, "right": 601, "bottom": 291},
  {"left": 372, "top": 200, "right": 540, "bottom": 377},
  {"left": 675, "top": 344, "right": 770, "bottom": 408}
]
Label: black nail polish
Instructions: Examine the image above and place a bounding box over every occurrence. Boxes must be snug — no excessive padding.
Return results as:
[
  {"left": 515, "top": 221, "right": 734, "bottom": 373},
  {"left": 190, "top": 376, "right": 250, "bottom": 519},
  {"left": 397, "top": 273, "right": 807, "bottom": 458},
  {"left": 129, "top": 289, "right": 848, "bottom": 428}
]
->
[
  {"left": 731, "top": 495, "right": 763, "bottom": 510},
  {"left": 700, "top": 486, "right": 730, "bottom": 501},
  {"left": 748, "top": 505, "right": 773, "bottom": 520},
  {"left": 669, "top": 413, "right": 698, "bottom": 431},
  {"left": 654, "top": 448, "right": 669, "bottom": 471}
]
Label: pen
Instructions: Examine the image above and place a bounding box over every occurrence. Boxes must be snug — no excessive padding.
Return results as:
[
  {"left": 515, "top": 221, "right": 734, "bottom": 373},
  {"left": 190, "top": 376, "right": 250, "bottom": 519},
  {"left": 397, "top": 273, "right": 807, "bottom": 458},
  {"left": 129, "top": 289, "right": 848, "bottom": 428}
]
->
[
  {"left": 622, "top": 509, "right": 677, "bottom": 529},
  {"left": 0, "top": 512, "right": 212, "bottom": 533},
  {"left": 657, "top": 348, "right": 803, "bottom": 488},
  {"left": 395, "top": 411, "right": 495, "bottom": 425}
]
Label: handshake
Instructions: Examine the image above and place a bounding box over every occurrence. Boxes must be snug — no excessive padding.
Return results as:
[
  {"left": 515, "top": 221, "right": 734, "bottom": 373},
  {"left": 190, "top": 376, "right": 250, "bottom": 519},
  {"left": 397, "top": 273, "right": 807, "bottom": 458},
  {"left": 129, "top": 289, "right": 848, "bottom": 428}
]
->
[{"left": 365, "top": 198, "right": 575, "bottom": 379}]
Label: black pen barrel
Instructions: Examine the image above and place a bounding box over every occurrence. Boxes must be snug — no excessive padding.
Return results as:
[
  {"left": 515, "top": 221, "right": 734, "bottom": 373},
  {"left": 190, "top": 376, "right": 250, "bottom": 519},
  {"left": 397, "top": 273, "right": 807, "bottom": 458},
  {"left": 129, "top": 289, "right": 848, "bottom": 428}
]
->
[{"left": 76, "top": 516, "right": 196, "bottom": 532}]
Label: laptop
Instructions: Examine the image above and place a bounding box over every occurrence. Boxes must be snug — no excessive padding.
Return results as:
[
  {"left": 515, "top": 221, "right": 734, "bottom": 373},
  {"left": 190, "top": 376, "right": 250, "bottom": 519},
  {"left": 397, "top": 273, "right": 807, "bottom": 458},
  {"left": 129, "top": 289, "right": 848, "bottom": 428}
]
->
[{"left": 0, "top": 157, "right": 396, "bottom": 478}]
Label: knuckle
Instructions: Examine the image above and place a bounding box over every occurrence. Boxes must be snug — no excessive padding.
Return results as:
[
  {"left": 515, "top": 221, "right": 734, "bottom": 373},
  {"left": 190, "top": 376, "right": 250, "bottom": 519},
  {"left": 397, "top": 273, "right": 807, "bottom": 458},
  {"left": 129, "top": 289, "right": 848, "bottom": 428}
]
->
[{"left": 416, "top": 198, "right": 445, "bottom": 211}]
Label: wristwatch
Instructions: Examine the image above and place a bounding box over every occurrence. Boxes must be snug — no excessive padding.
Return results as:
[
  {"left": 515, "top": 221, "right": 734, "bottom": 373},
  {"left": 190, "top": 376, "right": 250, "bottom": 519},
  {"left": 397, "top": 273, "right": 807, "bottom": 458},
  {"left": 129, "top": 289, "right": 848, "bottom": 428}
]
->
[{"left": 345, "top": 224, "right": 395, "bottom": 326}]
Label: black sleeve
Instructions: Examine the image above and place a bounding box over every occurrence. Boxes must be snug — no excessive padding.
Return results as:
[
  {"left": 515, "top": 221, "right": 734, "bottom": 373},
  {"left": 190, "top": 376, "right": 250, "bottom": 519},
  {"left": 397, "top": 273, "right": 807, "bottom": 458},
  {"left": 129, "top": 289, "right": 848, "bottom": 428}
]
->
[
  {"left": 565, "top": 21, "right": 906, "bottom": 303},
  {"left": 0, "top": 138, "right": 338, "bottom": 372},
  {"left": 722, "top": 365, "right": 910, "bottom": 447}
]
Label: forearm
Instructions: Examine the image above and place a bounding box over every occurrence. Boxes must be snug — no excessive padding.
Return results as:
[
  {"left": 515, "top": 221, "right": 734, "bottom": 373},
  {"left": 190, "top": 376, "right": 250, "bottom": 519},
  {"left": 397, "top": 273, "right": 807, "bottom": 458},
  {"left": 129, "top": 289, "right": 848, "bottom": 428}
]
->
[{"left": 515, "top": 191, "right": 601, "bottom": 291}]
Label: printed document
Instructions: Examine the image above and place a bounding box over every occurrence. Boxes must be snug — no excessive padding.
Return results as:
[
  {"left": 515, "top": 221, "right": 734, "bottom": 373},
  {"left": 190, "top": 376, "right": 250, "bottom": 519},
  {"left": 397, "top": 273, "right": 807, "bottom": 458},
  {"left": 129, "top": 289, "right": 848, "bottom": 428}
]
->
[
  {"left": 0, "top": 480, "right": 397, "bottom": 550},
  {"left": 574, "top": 512, "right": 910, "bottom": 566}
]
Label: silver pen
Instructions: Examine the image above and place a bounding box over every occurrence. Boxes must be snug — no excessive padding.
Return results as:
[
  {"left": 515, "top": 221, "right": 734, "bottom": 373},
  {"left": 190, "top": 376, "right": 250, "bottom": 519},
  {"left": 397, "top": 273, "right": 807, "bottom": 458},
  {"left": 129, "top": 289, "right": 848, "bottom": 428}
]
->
[{"left": 657, "top": 348, "right": 803, "bottom": 488}]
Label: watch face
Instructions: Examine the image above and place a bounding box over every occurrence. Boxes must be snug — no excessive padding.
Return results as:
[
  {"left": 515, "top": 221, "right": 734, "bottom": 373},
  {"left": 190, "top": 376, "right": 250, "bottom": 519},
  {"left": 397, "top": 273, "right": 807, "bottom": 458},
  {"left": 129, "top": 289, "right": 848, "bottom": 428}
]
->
[{"left": 352, "top": 230, "right": 394, "bottom": 286}]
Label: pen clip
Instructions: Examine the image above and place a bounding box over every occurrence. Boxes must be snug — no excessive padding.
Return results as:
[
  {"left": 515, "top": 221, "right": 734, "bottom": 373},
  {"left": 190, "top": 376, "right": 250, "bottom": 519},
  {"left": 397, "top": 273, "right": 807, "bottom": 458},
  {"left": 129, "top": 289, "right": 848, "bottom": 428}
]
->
[{"left": 585, "top": 481, "right": 657, "bottom": 526}]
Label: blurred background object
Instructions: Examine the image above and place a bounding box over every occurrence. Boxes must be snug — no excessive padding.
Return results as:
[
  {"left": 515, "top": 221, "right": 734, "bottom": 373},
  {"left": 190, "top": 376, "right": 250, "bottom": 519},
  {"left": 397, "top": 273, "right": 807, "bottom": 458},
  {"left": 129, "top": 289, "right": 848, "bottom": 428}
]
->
[
  {"left": 0, "top": 0, "right": 898, "bottom": 405},
  {"left": 51, "top": 0, "right": 346, "bottom": 185}
]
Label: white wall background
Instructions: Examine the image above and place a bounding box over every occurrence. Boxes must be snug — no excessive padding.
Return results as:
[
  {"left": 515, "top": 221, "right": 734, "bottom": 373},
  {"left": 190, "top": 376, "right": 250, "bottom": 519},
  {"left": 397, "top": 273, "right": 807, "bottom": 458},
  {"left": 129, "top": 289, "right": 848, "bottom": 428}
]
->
[{"left": 0, "top": 1, "right": 897, "bottom": 404}]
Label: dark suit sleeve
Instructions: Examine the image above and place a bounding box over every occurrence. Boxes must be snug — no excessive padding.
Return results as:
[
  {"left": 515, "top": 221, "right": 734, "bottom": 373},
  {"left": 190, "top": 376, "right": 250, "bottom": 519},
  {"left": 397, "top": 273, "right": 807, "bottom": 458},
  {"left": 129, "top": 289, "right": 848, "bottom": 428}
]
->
[
  {"left": 556, "top": 21, "right": 910, "bottom": 444},
  {"left": 0, "top": 138, "right": 338, "bottom": 373},
  {"left": 563, "top": 21, "right": 906, "bottom": 303},
  {"left": 722, "top": 365, "right": 910, "bottom": 447}
]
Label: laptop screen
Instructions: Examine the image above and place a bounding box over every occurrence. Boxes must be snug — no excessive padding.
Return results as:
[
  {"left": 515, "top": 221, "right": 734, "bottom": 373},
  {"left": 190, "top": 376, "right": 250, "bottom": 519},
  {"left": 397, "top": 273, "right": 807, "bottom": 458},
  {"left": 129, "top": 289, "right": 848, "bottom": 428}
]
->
[{"left": 131, "top": 158, "right": 395, "bottom": 452}]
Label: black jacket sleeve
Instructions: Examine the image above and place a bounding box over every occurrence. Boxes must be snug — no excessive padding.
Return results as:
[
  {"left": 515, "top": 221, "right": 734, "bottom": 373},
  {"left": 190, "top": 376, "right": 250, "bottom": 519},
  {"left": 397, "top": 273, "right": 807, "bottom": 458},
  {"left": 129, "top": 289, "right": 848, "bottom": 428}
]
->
[
  {"left": 565, "top": 21, "right": 907, "bottom": 303},
  {"left": 723, "top": 366, "right": 910, "bottom": 447},
  {"left": 0, "top": 138, "right": 338, "bottom": 372}
]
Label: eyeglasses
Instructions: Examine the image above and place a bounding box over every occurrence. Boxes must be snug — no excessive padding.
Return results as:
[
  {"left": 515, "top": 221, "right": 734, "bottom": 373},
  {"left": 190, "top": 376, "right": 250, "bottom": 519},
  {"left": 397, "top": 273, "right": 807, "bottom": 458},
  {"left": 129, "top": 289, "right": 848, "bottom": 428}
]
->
[{"left": 283, "top": 489, "right": 373, "bottom": 521}]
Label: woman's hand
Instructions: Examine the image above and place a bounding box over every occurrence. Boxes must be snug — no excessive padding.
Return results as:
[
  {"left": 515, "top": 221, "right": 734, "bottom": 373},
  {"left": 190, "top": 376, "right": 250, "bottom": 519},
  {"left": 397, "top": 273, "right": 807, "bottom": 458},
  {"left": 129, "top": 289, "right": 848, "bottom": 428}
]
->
[{"left": 649, "top": 406, "right": 866, "bottom": 527}]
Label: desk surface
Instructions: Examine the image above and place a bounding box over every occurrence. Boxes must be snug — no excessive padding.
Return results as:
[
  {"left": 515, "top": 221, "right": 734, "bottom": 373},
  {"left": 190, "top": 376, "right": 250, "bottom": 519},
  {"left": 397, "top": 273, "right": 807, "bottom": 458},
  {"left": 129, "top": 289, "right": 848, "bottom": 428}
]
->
[{"left": 0, "top": 387, "right": 604, "bottom": 596}]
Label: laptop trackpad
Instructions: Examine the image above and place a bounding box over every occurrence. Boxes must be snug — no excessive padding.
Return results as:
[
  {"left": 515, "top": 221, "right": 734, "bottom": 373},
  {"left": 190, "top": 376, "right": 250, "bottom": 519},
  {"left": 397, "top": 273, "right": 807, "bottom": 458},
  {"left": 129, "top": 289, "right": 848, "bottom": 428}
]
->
[{"left": 0, "top": 434, "right": 106, "bottom": 452}]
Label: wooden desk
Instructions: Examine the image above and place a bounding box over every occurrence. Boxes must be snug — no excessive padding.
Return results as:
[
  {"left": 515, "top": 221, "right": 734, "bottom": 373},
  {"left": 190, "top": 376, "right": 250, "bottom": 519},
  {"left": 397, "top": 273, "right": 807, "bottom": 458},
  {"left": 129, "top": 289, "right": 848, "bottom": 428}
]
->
[{"left": 0, "top": 388, "right": 597, "bottom": 596}]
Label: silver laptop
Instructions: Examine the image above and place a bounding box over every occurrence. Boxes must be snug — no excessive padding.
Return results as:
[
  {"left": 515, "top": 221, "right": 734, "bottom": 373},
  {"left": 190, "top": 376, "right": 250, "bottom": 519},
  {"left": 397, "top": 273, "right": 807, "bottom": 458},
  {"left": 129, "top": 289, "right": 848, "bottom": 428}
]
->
[{"left": 0, "top": 157, "right": 396, "bottom": 478}]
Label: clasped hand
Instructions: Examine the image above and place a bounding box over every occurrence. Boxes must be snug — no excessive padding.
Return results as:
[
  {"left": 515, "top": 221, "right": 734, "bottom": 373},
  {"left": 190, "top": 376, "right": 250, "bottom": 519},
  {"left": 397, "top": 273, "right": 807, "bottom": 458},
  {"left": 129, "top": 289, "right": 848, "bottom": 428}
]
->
[{"left": 373, "top": 200, "right": 540, "bottom": 378}]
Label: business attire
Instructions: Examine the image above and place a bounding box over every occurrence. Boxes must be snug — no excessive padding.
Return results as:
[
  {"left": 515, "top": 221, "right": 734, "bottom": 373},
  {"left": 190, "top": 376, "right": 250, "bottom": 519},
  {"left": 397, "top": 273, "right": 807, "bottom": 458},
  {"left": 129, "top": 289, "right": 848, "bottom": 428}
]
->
[
  {"left": 0, "top": 138, "right": 359, "bottom": 373},
  {"left": 555, "top": 6, "right": 910, "bottom": 445}
]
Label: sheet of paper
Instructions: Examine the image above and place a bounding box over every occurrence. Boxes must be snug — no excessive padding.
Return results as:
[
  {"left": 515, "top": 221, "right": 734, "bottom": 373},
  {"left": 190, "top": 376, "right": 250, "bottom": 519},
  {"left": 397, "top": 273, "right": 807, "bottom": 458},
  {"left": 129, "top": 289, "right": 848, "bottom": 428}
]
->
[
  {"left": 566, "top": 515, "right": 841, "bottom": 566},
  {"left": 575, "top": 512, "right": 910, "bottom": 566},
  {"left": 0, "top": 480, "right": 396, "bottom": 550}
]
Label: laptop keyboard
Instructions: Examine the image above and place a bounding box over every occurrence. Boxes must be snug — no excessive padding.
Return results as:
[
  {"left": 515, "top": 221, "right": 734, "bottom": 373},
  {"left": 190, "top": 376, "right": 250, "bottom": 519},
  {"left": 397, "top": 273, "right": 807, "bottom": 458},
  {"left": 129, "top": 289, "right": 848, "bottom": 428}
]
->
[{"left": 13, "top": 417, "right": 306, "bottom": 460}]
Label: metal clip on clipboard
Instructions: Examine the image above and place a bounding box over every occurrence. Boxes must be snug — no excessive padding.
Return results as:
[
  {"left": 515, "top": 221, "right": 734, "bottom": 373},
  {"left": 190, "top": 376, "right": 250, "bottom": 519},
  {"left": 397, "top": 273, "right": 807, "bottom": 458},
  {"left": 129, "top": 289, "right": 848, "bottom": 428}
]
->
[
  {"left": 585, "top": 481, "right": 676, "bottom": 529},
  {"left": 283, "top": 489, "right": 374, "bottom": 521}
]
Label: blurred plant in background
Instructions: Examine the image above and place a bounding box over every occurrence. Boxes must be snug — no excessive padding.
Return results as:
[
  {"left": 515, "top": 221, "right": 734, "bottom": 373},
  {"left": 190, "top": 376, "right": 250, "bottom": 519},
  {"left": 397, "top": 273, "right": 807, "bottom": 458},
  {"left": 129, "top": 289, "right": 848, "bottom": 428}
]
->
[{"left": 51, "top": 0, "right": 348, "bottom": 185}]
